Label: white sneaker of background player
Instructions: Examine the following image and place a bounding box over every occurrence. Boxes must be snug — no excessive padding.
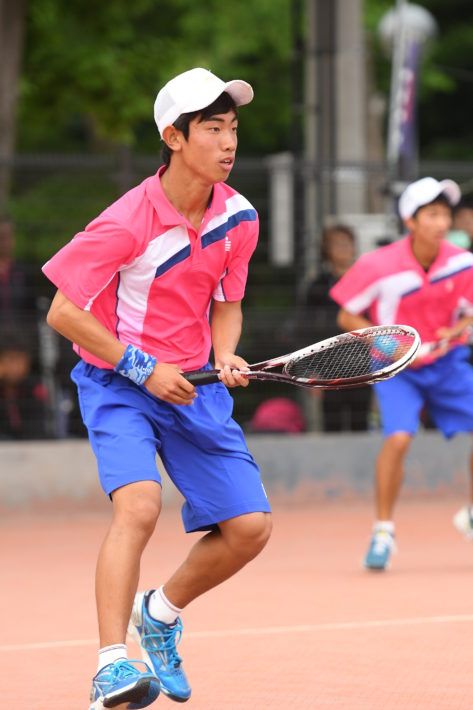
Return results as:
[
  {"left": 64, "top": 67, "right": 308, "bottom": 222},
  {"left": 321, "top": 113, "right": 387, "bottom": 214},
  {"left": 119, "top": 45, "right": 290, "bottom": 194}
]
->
[{"left": 453, "top": 506, "right": 473, "bottom": 540}]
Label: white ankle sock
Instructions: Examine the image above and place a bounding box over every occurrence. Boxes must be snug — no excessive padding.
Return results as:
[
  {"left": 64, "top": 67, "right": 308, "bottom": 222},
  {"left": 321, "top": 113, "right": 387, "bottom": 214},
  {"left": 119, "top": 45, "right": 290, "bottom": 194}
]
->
[
  {"left": 148, "top": 586, "right": 182, "bottom": 625},
  {"left": 374, "top": 520, "right": 395, "bottom": 534},
  {"left": 97, "top": 643, "right": 127, "bottom": 672}
]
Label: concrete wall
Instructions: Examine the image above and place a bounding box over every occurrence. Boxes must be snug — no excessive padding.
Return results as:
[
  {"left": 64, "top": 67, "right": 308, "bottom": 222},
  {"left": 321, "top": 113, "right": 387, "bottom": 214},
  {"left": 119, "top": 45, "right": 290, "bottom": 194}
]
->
[{"left": 1, "top": 432, "right": 470, "bottom": 512}]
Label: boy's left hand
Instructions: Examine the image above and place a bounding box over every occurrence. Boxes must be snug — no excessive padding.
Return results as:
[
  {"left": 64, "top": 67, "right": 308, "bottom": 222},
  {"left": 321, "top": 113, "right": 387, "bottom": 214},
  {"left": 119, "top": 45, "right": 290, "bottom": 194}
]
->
[{"left": 214, "top": 354, "right": 250, "bottom": 388}]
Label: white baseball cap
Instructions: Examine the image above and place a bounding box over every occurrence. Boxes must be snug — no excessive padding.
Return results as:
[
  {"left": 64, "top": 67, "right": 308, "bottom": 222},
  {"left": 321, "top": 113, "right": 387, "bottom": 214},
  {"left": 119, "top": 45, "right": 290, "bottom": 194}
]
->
[
  {"left": 154, "top": 67, "right": 254, "bottom": 138},
  {"left": 398, "top": 177, "right": 461, "bottom": 220}
]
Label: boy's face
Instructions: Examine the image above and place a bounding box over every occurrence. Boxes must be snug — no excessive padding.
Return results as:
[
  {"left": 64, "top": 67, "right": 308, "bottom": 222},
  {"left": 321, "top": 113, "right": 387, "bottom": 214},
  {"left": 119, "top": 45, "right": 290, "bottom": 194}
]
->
[
  {"left": 405, "top": 201, "right": 452, "bottom": 248},
  {"left": 177, "top": 109, "right": 238, "bottom": 184}
]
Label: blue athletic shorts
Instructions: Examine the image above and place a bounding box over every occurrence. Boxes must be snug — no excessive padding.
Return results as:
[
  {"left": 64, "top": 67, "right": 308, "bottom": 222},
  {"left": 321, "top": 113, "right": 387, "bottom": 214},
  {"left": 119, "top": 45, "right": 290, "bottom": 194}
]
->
[
  {"left": 373, "top": 346, "right": 473, "bottom": 438},
  {"left": 71, "top": 360, "right": 271, "bottom": 532}
]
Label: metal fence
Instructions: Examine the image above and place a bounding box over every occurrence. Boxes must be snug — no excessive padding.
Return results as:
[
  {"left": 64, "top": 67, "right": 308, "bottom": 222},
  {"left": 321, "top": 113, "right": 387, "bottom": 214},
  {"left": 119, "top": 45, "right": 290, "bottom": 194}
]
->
[{"left": 2, "top": 151, "right": 473, "bottom": 438}]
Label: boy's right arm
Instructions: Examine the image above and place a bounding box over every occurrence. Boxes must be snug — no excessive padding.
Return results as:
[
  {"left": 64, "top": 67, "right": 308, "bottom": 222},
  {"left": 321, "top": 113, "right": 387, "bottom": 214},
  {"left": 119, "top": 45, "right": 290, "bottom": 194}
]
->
[
  {"left": 336, "top": 308, "right": 373, "bottom": 333},
  {"left": 47, "top": 291, "right": 196, "bottom": 405}
]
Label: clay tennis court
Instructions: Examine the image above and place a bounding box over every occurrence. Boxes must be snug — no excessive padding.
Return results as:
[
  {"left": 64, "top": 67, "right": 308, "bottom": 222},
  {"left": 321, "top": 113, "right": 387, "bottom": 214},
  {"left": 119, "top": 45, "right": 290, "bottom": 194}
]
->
[{"left": 2, "top": 492, "right": 472, "bottom": 709}]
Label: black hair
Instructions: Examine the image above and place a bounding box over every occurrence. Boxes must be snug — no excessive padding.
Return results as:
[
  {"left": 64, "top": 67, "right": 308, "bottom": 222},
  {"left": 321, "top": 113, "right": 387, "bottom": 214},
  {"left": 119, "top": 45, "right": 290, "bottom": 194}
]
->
[
  {"left": 160, "top": 91, "right": 238, "bottom": 166},
  {"left": 0, "top": 325, "right": 32, "bottom": 355},
  {"left": 412, "top": 193, "right": 451, "bottom": 218}
]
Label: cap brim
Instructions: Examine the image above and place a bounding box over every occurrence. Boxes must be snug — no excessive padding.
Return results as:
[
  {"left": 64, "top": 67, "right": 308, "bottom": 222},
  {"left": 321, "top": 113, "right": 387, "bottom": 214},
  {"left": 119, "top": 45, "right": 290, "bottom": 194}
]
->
[
  {"left": 222, "top": 80, "right": 254, "bottom": 107},
  {"left": 439, "top": 179, "right": 461, "bottom": 207}
]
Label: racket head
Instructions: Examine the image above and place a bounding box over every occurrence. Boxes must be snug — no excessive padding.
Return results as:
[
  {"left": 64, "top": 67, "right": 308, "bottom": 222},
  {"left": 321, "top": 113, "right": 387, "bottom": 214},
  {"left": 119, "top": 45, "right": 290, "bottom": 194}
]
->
[{"left": 281, "top": 325, "right": 420, "bottom": 388}]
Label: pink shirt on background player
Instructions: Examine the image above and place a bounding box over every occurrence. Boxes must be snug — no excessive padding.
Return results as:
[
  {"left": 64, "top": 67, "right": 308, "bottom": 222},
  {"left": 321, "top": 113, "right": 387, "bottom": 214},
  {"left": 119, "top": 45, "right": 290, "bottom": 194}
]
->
[
  {"left": 42, "top": 166, "right": 258, "bottom": 371},
  {"left": 330, "top": 235, "right": 473, "bottom": 365}
]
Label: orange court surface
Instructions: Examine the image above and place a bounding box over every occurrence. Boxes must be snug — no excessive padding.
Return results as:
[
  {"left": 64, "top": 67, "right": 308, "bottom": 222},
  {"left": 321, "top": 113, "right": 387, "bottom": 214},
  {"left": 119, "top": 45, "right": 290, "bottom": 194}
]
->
[{"left": 1, "top": 494, "right": 473, "bottom": 709}]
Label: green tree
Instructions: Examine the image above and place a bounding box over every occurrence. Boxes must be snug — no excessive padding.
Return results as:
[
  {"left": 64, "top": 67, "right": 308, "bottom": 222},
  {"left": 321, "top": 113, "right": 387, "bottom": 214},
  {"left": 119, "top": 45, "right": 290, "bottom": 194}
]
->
[{"left": 18, "top": 0, "right": 293, "bottom": 155}]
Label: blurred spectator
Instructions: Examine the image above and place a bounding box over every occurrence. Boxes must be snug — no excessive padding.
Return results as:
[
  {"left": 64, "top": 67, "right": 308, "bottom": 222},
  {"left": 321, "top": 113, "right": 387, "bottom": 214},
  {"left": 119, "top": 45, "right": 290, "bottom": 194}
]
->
[
  {"left": 448, "top": 199, "right": 473, "bottom": 250},
  {"left": 0, "top": 217, "right": 39, "bottom": 332},
  {"left": 304, "top": 224, "right": 372, "bottom": 432},
  {"left": 0, "top": 327, "right": 49, "bottom": 439},
  {"left": 249, "top": 397, "right": 306, "bottom": 434}
]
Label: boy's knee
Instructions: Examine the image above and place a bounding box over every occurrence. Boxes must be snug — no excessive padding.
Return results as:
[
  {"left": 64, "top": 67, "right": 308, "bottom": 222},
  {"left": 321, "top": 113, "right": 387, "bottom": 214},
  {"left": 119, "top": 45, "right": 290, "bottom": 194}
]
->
[
  {"left": 222, "top": 512, "right": 272, "bottom": 559},
  {"left": 385, "top": 432, "right": 412, "bottom": 454},
  {"left": 112, "top": 481, "right": 162, "bottom": 536}
]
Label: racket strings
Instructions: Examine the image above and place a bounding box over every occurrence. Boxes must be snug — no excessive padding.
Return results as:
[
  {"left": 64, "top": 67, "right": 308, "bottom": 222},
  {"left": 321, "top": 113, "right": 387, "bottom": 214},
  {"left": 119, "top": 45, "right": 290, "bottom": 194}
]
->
[{"left": 285, "top": 333, "right": 415, "bottom": 382}]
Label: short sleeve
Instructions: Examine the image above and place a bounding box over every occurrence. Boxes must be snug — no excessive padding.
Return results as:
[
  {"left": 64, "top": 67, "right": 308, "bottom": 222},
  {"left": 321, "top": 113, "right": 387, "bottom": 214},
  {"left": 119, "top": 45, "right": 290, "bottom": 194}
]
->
[
  {"left": 213, "top": 216, "right": 259, "bottom": 302},
  {"left": 42, "top": 212, "right": 141, "bottom": 309},
  {"left": 329, "top": 252, "right": 380, "bottom": 314}
]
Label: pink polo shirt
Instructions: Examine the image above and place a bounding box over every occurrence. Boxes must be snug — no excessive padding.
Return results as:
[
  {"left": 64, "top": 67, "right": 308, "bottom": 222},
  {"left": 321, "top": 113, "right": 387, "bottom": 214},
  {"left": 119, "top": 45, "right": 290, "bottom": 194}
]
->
[
  {"left": 42, "top": 166, "right": 259, "bottom": 370},
  {"left": 330, "top": 235, "right": 473, "bottom": 364}
]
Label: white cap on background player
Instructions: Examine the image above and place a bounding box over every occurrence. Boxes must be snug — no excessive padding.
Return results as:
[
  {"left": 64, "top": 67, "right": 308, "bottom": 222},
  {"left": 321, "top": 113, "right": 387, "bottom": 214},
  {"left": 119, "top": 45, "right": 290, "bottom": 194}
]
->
[
  {"left": 154, "top": 67, "right": 254, "bottom": 138},
  {"left": 398, "top": 176, "right": 461, "bottom": 221}
]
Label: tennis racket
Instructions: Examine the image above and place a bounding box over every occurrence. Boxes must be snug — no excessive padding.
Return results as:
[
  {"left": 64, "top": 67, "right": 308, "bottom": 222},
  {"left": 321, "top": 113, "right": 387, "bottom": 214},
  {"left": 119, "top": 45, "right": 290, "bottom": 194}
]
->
[
  {"left": 183, "top": 324, "right": 420, "bottom": 390},
  {"left": 417, "top": 325, "right": 473, "bottom": 359}
]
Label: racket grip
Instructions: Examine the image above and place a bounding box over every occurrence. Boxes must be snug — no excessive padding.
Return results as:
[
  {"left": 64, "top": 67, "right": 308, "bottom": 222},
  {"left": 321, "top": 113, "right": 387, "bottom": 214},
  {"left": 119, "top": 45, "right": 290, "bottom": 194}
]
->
[{"left": 183, "top": 369, "right": 221, "bottom": 385}]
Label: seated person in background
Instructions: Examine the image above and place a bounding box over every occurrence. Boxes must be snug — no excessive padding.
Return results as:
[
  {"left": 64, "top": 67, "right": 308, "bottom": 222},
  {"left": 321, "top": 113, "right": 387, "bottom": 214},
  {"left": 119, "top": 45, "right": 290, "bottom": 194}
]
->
[
  {"left": 0, "top": 328, "right": 49, "bottom": 439},
  {"left": 0, "top": 217, "right": 39, "bottom": 329},
  {"left": 304, "top": 224, "right": 371, "bottom": 432},
  {"left": 249, "top": 397, "right": 306, "bottom": 434}
]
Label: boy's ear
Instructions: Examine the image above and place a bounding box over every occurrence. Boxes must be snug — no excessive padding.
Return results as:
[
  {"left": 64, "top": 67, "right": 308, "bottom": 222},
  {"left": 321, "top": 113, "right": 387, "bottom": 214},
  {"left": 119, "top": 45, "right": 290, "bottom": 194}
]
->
[{"left": 162, "top": 125, "right": 182, "bottom": 154}]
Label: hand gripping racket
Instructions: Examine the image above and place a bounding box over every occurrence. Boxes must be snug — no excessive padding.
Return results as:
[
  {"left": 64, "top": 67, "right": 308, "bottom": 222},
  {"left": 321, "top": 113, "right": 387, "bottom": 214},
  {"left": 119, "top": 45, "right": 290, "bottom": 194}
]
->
[
  {"left": 183, "top": 324, "right": 420, "bottom": 390},
  {"left": 417, "top": 325, "right": 473, "bottom": 360}
]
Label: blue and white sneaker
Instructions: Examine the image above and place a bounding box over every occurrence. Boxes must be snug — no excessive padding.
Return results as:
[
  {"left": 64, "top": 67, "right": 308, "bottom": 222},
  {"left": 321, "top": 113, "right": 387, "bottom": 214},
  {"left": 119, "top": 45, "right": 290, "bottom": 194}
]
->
[
  {"left": 89, "top": 658, "right": 160, "bottom": 709},
  {"left": 364, "top": 527, "right": 396, "bottom": 570},
  {"left": 128, "top": 590, "right": 191, "bottom": 703}
]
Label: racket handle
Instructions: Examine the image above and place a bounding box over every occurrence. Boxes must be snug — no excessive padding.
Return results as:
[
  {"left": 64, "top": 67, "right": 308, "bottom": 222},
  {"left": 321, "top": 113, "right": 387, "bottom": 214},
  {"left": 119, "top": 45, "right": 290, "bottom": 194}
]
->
[{"left": 183, "top": 369, "right": 221, "bottom": 385}]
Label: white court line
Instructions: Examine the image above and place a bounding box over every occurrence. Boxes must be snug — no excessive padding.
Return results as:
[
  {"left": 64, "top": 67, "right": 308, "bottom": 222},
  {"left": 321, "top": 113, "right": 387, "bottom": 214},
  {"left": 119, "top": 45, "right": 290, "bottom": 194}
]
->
[{"left": 2, "top": 614, "right": 473, "bottom": 653}]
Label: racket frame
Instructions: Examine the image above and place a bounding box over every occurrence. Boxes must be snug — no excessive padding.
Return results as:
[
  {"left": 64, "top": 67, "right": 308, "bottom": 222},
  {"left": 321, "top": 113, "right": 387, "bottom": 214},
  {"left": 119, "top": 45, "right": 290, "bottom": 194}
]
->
[{"left": 184, "top": 324, "right": 421, "bottom": 389}]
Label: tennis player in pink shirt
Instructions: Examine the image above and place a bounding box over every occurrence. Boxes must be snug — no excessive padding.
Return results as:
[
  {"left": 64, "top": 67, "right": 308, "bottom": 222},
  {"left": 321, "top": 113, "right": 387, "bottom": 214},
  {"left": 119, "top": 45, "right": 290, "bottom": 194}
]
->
[
  {"left": 331, "top": 177, "right": 473, "bottom": 571},
  {"left": 43, "top": 68, "right": 272, "bottom": 708}
]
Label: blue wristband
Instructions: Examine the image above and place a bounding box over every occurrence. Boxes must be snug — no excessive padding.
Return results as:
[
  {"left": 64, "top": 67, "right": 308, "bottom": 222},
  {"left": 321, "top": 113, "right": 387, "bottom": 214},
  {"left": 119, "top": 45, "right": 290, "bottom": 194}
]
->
[{"left": 114, "top": 344, "right": 157, "bottom": 385}]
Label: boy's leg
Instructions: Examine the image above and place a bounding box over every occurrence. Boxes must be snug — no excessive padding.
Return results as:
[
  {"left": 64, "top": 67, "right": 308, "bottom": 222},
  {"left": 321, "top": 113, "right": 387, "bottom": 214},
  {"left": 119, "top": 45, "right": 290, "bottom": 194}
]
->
[
  {"left": 375, "top": 432, "right": 412, "bottom": 522},
  {"left": 127, "top": 381, "right": 272, "bottom": 700},
  {"left": 90, "top": 481, "right": 162, "bottom": 709},
  {"left": 128, "top": 511, "right": 272, "bottom": 702},
  {"left": 366, "top": 373, "right": 423, "bottom": 570},
  {"left": 164, "top": 511, "right": 272, "bottom": 607},
  {"left": 96, "top": 480, "right": 162, "bottom": 646}
]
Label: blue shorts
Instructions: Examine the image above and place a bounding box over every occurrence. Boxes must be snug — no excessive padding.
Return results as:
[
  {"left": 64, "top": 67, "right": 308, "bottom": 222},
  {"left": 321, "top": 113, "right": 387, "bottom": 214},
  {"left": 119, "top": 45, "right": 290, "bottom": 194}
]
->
[
  {"left": 374, "top": 346, "right": 473, "bottom": 439},
  {"left": 71, "top": 361, "right": 271, "bottom": 532}
]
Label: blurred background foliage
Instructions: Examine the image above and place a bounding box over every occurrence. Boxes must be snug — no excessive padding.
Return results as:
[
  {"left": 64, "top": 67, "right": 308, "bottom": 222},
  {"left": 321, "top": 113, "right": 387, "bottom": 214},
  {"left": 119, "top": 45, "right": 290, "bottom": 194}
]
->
[
  {"left": 17, "top": 0, "right": 473, "bottom": 159},
  {"left": 8, "top": 0, "right": 473, "bottom": 264},
  {"left": 17, "top": 0, "right": 293, "bottom": 154}
]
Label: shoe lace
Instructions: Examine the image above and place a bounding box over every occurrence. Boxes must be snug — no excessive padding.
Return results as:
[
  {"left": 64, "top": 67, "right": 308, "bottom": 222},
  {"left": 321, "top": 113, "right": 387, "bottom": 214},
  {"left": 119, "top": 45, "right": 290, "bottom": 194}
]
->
[
  {"left": 106, "top": 659, "right": 146, "bottom": 682},
  {"left": 372, "top": 531, "right": 394, "bottom": 555},
  {"left": 142, "top": 617, "right": 183, "bottom": 667}
]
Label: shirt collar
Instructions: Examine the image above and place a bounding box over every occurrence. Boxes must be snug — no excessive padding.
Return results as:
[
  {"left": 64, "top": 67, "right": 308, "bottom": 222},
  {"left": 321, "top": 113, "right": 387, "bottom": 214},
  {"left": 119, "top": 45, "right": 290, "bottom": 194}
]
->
[{"left": 146, "top": 165, "right": 228, "bottom": 227}]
